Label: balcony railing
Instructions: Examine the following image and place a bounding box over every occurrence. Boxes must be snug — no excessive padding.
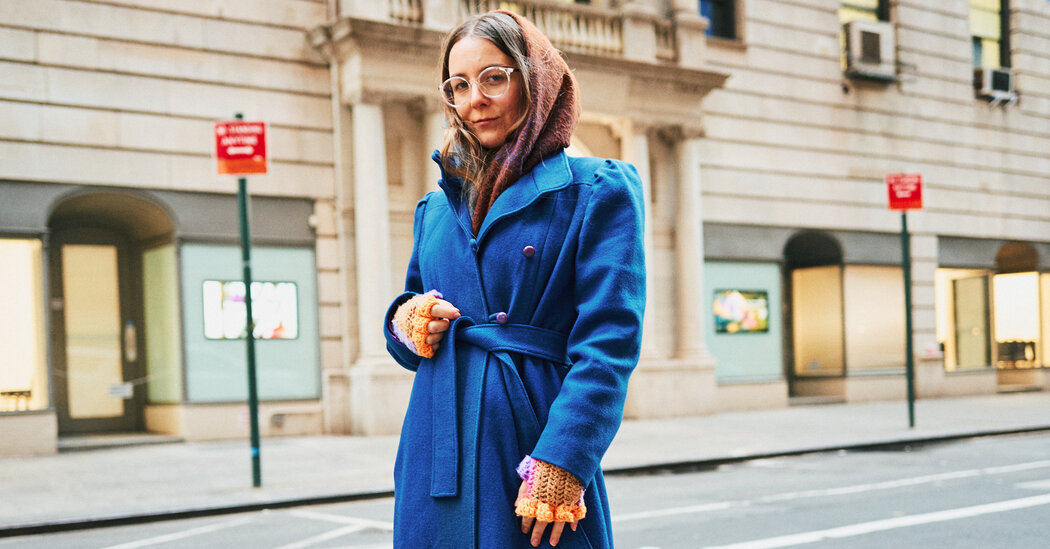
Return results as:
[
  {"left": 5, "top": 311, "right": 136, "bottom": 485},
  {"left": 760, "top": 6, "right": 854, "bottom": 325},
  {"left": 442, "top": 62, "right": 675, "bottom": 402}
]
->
[
  {"left": 389, "top": 0, "right": 424, "bottom": 23},
  {"left": 332, "top": 1, "right": 710, "bottom": 68},
  {"left": 459, "top": 0, "right": 623, "bottom": 57}
]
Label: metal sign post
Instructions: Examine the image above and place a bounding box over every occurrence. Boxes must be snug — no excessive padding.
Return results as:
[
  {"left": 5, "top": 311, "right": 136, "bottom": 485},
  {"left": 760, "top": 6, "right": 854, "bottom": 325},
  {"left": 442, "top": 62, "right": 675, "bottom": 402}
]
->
[
  {"left": 887, "top": 173, "right": 923, "bottom": 429},
  {"left": 215, "top": 113, "right": 268, "bottom": 487}
]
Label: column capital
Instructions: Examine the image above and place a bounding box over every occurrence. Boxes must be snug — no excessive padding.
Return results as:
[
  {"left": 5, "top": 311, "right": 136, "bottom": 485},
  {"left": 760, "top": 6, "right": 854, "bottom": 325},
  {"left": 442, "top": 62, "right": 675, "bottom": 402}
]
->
[{"left": 654, "top": 123, "right": 705, "bottom": 143}]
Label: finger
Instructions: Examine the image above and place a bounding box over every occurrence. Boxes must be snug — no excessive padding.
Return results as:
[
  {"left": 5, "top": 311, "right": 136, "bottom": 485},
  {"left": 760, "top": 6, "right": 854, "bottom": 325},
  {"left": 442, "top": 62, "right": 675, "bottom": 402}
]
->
[
  {"left": 425, "top": 333, "right": 443, "bottom": 345},
  {"left": 530, "top": 520, "right": 549, "bottom": 547},
  {"left": 571, "top": 520, "right": 577, "bottom": 532},
  {"left": 430, "top": 342, "right": 439, "bottom": 353},
  {"left": 427, "top": 319, "right": 450, "bottom": 334},
  {"left": 549, "top": 521, "right": 566, "bottom": 546},
  {"left": 521, "top": 516, "right": 533, "bottom": 534},
  {"left": 430, "top": 301, "right": 460, "bottom": 319}
]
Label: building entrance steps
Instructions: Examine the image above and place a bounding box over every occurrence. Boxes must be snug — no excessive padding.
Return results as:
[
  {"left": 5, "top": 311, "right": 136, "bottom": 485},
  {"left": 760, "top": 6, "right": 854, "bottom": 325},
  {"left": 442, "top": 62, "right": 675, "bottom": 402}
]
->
[{"left": 1, "top": 392, "right": 1049, "bottom": 536}]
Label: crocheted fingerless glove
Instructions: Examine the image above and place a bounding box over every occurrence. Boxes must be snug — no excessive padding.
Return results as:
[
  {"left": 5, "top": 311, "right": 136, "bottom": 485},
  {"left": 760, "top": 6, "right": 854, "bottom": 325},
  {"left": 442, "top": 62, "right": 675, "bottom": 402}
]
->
[
  {"left": 515, "top": 456, "right": 586, "bottom": 523},
  {"left": 391, "top": 291, "right": 442, "bottom": 358}
]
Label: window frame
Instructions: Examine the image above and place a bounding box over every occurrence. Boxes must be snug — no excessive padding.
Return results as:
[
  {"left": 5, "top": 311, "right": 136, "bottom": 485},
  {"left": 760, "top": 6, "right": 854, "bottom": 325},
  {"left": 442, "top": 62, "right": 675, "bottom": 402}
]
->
[{"left": 700, "top": 0, "right": 740, "bottom": 41}]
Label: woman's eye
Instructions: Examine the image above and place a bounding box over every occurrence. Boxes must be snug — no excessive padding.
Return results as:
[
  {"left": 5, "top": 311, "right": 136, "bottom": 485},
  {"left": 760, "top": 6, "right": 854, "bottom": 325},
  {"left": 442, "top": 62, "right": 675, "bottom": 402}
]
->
[
  {"left": 483, "top": 74, "right": 506, "bottom": 85},
  {"left": 453, "top": 81, "right": 469, "bottom": 92}
]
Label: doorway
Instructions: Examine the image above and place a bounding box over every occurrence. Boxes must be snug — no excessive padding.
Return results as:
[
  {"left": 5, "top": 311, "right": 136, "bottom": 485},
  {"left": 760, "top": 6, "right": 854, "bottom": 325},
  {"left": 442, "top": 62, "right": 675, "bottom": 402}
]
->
[
  {"left": 49, "top": 226, "right": 145, "bottom": 434},
  {"left": 784, "top": 232, "right": 845, "bottom": 399}
]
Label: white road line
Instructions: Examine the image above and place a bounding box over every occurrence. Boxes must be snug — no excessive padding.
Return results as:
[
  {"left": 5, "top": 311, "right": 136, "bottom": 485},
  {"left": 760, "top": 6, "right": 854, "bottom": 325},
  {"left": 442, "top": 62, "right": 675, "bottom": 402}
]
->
[
  {"left": 100, "top": 516, "right": 256, "bottom": 549},
  {"left": 615, "top": 501, "right": 745, "bottom": 522},
  {"left": 701, "top": 493, "right": 1050, "bottom": 549},
  {"left": 272, "top": 524, "right": 369, "bottom": 549},
  {"left": 612, "top": 459, "right": 1050, "bottom": 523},
  {"left": 288, "top": 509, "right": 394, "bottom": 531}
]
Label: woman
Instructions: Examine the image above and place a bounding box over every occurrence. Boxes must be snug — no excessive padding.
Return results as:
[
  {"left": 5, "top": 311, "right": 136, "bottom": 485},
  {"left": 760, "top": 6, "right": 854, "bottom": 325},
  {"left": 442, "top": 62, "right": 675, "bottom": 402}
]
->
[{"left": 384, "top": 10, "right": 645, "bottom": 548}]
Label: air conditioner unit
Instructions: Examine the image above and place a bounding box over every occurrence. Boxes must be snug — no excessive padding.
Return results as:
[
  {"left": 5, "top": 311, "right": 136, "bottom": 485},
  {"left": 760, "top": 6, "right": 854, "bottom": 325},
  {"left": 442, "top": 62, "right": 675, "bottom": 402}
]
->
[
  {"left": 974, "top": 67, "right": 1017, "bottom": 102},
  {"left": 844, "top": 20, "right": 896, "bottom": 82}
]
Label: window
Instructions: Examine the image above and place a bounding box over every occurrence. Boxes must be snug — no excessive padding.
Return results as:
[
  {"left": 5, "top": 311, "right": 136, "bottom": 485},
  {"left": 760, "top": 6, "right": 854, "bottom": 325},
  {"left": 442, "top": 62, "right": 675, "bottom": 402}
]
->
[
  {"left": 700, "top": 0, "right": 736, "bottom": 40},
  {"left": 0, "top": 239, "right": 49, "bottom": 412},
  {"left": 839, "top": 0, "right": 888, "bottom": 25},
  {"left": 970, "top": 0, "right": 1009, "bottom": 68},
  {"left": 838, "top": 1, "right": 891, "bottom": 73}
]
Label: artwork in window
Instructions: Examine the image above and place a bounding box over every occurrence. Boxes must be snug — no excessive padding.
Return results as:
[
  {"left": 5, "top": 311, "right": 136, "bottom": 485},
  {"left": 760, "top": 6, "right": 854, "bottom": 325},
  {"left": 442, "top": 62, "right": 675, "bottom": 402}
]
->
[
  {"left": 713, "top": 289, "right": 770, "bottom": 334},
  {"left": 203, "top": 280, "right": 299, "bottom": 340}
]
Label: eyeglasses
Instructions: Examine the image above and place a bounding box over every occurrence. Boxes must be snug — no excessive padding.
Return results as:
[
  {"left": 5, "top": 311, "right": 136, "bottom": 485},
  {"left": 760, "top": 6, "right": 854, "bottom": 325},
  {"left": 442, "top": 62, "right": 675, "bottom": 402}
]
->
[{"left": 440, "top": 66, "right": 517, "bottom": 108}]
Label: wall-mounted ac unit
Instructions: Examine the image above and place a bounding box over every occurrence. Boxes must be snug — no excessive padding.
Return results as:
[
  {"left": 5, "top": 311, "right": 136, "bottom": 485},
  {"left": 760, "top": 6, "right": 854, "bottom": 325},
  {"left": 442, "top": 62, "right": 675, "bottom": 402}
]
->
[
  {"left": 844, "top": 20, "right": 896, "bottom": 82},
  {"left": 974, "top": 67, "right": 1017, "bottom": 102}
]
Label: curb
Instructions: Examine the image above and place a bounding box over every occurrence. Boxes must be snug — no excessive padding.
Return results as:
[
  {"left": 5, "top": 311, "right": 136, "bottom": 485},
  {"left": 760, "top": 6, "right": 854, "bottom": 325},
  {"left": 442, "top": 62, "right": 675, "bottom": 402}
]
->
[{"left": 3, "top": 426, "right": 1049, "bottom": 538}]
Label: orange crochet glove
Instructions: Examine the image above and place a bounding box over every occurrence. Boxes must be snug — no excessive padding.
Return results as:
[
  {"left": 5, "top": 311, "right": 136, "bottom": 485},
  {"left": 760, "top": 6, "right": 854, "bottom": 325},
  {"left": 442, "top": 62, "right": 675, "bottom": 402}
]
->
[
  {"left": 515, "top": 456, "right": 586, "bottom": 523},
  {"left": 391, "top": 291, "right": 442, "bottom": 358}
]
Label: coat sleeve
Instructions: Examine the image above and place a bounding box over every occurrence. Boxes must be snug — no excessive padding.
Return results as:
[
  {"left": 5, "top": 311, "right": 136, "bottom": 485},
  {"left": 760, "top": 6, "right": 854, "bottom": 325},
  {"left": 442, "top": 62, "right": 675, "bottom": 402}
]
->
[
  {"left": 383, "top": 195, "right": 432, "bottom": 372},
  {"left": 530, "top": 159, "right": 646, "bottom": 485}
]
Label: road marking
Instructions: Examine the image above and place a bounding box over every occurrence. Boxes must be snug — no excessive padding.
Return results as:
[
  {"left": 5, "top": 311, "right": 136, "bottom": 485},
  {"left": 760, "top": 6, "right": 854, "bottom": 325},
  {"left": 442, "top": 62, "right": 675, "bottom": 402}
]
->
[
  {"left": 288, "top": 509, "right": 394, "bottom": 531},
  {"left": 100, "top": 516, "right": 256, "bottom": 549},
  {"left": 615, "top": 501, "right": 744, "bottom": 522},
  {"left": 613, "top": 459, "right": 1050, "bottom": 523},
  {"left": 273, "top": 524, "right": 369, "bottom": 549},
  {"left": 1015, "top": 479, "right": 1050, "bottom": 490},
  {"left": 701, "top": 493, "right": 1050, "bottom": 548}
]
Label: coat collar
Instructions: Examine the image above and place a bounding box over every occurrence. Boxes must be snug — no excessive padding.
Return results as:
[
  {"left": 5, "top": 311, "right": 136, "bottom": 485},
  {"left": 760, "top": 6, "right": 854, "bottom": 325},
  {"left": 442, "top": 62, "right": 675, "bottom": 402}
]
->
[{"left": 432, "top": 149, "right": 574, "bottom": 242}]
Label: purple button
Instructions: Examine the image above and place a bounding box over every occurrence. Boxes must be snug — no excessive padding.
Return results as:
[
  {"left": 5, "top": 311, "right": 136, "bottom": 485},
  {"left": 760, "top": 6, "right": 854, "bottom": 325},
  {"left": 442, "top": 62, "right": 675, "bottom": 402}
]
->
[
  {"left": 495, "top": 312, "right": 508, "bottom": 324},
  {"left": 522, "top": 245, "right": 535, "bottom": 258}
]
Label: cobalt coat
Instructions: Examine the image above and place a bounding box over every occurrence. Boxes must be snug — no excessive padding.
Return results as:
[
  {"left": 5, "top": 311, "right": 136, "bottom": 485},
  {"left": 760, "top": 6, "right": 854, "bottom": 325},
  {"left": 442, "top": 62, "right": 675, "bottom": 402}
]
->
[{"left": 383, "top": 150, "right": 646, "bottom": 548}]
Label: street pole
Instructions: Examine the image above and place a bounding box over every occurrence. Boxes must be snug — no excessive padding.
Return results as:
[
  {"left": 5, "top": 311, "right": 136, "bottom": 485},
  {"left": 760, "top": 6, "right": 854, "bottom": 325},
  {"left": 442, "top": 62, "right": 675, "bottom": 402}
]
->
[
  {"left": 235, "top": 112, "right": 262, "bottom": 487},
  {"left": 901, "top": 212, "right": 916, "bottom": 428}
]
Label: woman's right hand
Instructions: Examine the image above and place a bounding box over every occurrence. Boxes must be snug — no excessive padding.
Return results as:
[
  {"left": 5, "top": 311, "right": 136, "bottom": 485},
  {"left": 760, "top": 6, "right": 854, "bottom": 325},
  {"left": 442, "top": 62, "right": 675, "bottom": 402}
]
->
[{"left": 423, "top": 300, "right": 460, "bottom": 353}]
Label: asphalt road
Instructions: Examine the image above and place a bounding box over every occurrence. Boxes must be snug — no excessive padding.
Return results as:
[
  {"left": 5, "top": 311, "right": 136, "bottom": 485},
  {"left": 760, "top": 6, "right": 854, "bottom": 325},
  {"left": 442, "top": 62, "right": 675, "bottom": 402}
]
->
[{"left": 3, "top": 432, "right": 1048, "bottom": 548}]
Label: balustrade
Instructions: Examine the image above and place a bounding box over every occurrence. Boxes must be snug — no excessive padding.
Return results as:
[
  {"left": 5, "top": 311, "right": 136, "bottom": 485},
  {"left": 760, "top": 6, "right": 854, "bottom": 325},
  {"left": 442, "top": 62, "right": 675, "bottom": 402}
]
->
[
  {"left": 389, "top": 0, "right": 424, "bottom": 23},
  {"left": 357, "top": 0, "right": 691, "bottom": 65}
]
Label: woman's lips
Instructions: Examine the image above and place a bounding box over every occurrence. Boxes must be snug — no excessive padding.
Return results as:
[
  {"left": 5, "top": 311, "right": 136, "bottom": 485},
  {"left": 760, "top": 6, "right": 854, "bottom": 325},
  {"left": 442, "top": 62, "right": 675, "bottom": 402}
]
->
[{"left": 473, "top": 117, "right": 497, "bottom": 127}]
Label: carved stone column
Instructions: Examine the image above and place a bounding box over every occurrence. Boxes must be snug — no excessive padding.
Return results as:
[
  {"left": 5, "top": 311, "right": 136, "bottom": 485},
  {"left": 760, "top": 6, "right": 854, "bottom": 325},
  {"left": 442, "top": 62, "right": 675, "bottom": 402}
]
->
[
  {"left": 351, "top": 102, "right": 393, "bottom": 361},
  {"left": 423, "top": 102, "right": 447, "bottom": 194},
  {"left": 624, "top": 126, "right": 717, "bottom": 418},
  {"left": 346, "top": 101, "right": 415, "bottom": 435},
  {"left": 615, "top": 119, "right": 657, "bottom": 359}
]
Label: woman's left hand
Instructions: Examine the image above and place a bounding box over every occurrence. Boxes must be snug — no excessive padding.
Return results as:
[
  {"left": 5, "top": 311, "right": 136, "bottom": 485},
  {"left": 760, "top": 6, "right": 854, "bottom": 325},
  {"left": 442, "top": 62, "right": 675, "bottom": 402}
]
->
[{"left": 518, "top": 480, "right": 577, "bottom": 547}]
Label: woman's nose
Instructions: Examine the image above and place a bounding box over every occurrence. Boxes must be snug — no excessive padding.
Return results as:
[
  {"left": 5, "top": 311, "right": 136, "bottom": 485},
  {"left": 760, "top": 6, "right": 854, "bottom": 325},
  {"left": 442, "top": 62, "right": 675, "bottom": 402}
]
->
[{"left": 469, "top": 83, "right": 489, "bottom": 108}]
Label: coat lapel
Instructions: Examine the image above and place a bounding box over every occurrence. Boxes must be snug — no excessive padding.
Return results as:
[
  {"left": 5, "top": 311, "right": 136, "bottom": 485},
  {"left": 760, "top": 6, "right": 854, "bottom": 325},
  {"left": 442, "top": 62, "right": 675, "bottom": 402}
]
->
[
  {"left": 431, "top": 150, "right": 574, "bottom": 242},
  {"left": 477, "top": 151, "right": 573, "bottom": 241}
]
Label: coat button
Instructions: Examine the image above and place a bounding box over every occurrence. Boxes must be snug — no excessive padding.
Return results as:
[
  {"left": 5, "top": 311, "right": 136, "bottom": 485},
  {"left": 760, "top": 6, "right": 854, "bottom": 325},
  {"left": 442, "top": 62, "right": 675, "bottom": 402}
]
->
[
  {"left": 522, "top": 245, "right": 535, "bottom": 258},
  {"left": 495, "top": 312, "right": 508, "bottom": 325},
  {"left": 469, "top": 238, "right": 478, "bottom": 252}
]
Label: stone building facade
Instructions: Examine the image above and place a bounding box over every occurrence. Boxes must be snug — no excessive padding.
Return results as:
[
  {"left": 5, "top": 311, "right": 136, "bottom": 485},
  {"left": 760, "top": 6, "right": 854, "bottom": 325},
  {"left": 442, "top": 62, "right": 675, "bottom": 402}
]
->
[{"left": 1, "top": 0, "right": 1047, "bottom": 456}]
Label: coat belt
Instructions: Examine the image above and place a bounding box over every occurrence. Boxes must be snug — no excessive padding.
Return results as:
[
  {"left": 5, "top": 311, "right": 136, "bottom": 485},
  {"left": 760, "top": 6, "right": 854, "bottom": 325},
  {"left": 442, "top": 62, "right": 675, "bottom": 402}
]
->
[{"left": 430, "top": 319, "right": 571, "bottom": 498}]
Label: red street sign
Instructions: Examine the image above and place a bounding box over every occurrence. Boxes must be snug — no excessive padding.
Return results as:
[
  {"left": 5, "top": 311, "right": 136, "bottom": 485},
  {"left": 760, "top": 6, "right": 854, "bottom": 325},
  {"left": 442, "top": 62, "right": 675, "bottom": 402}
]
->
[
  {"left": 215, "top": 121, "right": 267, "bottom": 175},
  {"left": 887, "top": 173, "right": 922, "bottom": 211}
]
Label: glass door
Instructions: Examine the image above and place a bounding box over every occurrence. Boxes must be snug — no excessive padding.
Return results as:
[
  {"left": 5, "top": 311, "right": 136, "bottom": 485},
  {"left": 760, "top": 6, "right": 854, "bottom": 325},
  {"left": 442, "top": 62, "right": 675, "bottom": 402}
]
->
[
  {"left": 953, "top": 276, "right": 991, "bottom": 369},
  {"left": 50, "top": 228, "right": 143, "bottom": 434}
]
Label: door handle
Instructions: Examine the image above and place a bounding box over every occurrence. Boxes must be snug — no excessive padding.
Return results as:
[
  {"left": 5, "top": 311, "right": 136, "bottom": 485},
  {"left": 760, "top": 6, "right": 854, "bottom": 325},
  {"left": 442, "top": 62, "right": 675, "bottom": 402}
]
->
[{"left": 124, "top": 320, "right": 137, "bottom": 363}]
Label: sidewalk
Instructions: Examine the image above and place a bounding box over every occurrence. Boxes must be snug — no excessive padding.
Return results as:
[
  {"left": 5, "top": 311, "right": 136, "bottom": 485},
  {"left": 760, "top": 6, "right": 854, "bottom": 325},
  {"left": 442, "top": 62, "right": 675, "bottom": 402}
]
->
[{"left": 2, "top": 392, "right": 1049, "bottom": 534}]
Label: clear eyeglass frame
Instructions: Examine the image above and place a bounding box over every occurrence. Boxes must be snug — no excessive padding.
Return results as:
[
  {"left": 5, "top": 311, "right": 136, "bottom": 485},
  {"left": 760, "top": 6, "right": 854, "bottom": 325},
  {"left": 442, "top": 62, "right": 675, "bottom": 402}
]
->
[{"left": 440, "top": 66, "right": 517, "bottom": 108}]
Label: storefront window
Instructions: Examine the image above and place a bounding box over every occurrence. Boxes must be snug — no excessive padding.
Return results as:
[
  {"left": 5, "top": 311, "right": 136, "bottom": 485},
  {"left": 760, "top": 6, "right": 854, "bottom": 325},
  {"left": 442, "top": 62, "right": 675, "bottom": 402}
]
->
[
  {"left": 143, "top": 244, "right": 183, "bottom": 404},
  {"left": 0, "top": 239, "right": 49, "bottom": 412},
  {"left": 993, "top": 272, "right": 1040, "bottom": 368},
  {"left": 843, "top": 265, "right": 905, "bottom": 371}
]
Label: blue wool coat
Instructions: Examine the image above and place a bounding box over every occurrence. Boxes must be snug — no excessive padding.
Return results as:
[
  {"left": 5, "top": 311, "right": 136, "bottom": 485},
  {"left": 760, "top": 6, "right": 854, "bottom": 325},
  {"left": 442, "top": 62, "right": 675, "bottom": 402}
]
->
[{"left": 383, "top": 150, "right": 645, "bottom": 548}]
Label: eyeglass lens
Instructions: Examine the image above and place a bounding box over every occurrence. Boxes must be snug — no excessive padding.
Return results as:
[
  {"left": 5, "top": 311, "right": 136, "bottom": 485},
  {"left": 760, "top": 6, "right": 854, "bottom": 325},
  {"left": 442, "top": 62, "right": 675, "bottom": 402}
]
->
[{"left": 442, "top": 67, "right": 512, "bottom": 107}]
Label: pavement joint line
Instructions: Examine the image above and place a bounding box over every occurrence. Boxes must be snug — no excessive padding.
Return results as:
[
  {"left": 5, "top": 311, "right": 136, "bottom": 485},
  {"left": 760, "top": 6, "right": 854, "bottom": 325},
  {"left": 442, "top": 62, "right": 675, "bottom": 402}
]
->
[{"left": 2, "top": 425, "right": 1049, "bottom": 539}]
